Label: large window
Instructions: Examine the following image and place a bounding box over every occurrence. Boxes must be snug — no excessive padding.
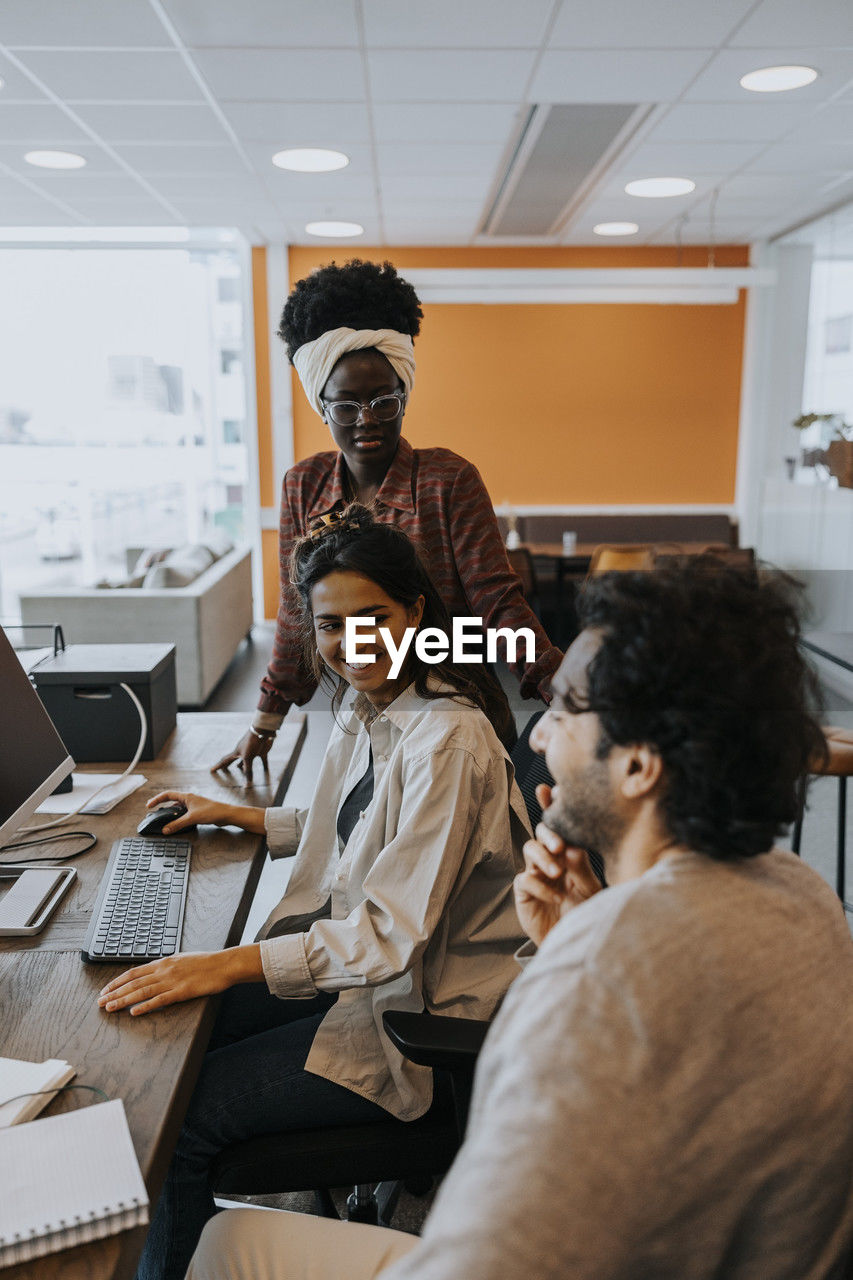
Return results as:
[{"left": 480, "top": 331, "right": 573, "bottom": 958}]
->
[{"left": 0, "top": 240, "right": 255, "bottom": 619}]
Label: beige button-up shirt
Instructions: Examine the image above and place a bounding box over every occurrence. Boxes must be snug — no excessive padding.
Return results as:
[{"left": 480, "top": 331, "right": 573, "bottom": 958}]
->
[{"left": 258, "top": 683, "right": 529, "bottom": 1121}]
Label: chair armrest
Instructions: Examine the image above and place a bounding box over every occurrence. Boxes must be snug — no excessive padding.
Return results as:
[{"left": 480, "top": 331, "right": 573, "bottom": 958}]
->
[{"left": 382, "top": 1011, "right": 489, "bottom": 1072}]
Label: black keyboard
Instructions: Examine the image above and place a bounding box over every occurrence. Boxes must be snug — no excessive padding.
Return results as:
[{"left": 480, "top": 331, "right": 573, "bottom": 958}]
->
[{"left": 81, "top": 836, "right": 192, "bottom": 964}]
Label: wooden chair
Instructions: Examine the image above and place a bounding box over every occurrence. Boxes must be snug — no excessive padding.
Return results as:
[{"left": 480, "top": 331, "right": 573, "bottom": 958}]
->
[
  {"left": 699, "top": 544, "right": 756, "bottom": 572},
  {"left": 792, "top": 725, "right": 853, "bottom": 907},
  {"left": 587, "top": 544, "right": 656, "bottom": 575}
]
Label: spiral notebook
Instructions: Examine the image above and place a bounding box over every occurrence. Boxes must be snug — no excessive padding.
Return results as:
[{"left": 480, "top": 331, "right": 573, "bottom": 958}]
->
[{"left": 0, "top": 1099, "right": 148, "bottom": 1267}]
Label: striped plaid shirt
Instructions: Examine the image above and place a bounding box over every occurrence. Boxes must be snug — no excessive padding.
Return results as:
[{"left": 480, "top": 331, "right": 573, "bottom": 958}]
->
[{"left": 255, "top": 437, "right": 561, "bottom": 721}]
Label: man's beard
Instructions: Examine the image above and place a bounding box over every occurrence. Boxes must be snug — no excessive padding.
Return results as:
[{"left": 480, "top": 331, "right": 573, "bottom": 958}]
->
[{"left": 542, "top": 759, "right": 626, "bottom": 863}]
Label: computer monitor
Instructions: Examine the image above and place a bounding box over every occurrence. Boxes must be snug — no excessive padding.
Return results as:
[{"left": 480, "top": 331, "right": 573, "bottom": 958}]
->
[{"left": 0, "top": 624, "right": 74, "bottom": 847}]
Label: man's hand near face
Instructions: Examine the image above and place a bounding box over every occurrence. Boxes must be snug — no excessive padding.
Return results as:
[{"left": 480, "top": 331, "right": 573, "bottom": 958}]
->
[{"left": 513, "top": 784, "right": 603, "bottom": 947}]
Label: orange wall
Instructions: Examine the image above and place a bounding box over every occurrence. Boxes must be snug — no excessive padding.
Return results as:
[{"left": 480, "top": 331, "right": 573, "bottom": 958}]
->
[
  {"left": 287, "top": 245, "right": 747, "bottom": 507},
  {"left": 254, "top": 243, "right": 748, "bottom": 614}
]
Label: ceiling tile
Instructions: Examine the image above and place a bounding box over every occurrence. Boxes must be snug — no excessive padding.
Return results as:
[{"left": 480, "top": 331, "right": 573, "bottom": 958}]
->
[
  {"left": 748, "top": 140, "right": 853, "bottom": 173},
  {"left": 0, "top": 199, "right": 86, "bottom": 223},
  {"left": 192, "top": 49, "right": 365, "bottom": 101},
  {"left": 73, "top": 104, "right": 229, "bottom": 143},
  {"left": 379, "top": 173, "right": 492, "bottom": 201},
  {"left": 785, "top": 102, "right": 853, "bottom": 144},
  {"left": 264, "top": 168, "right": 376, "bottom": 199},
  {"left": 145, "top": 172, "right": 271, "bottom": 199},
  {"left": 114, "top": 143, "right": 248, "bottom": 173},
  {"left": 16, "top": 171, "right": 153, "bottom": 199},
  {"left": 367, "top": 50, "right": 536, "bottom": 102},
  {"left": 649, "top": 101, "right": 818, "bottom": 143},
  {"left": 729, "top": 0, "right": 853, "bottom": 47},
  {"left": 0, "top": 58, "right": 49, "bottom": 100},
  {"left": 376, "top": 142, "right": 504, "bottom": 177},
  {"left": 0, "top": 102, "right": 88, "bottom": 142},
  {"left": 61, "top": 197, "right": 183, "bottom": 222},
  {"left": 548, "top": 0, "right": 754, "bottom": 48},
  {"left": 242, "top": 140, "right": 373, "bottom": 173},
  {"left": 363, "top": 0, "right": 553, "bottom": 48},
  {"left": 1, "top": 0, "right": 170, "bottom": 48},
  {"left": 163, "top": 0, "right": 359, "bottom": 47},
  {"left": 372, "top": 102, "right": 521, "bottom": 145},
  {"left": 683, "top": 48, "right": 853, "bottom": 103},
  {"left": 222, "top": 101, "right": 371, "bottom": 145},
  {"left": 530, "top": 49, "right": 713, "bottom": 103},
  {"left": 625, "top": 140, "right": 765, "bottom": 172},
  {"left": 17, "top": 51, "right": 204, "bottom": 101}
]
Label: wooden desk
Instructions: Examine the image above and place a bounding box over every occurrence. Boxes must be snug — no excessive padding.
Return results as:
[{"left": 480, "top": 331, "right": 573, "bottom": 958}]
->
[{"left": 0, "top": 712, "right": 306, "bottom": 1280}]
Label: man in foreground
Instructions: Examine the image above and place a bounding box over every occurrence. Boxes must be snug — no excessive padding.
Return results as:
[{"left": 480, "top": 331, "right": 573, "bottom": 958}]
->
[{"left": 188, "top": 564, "right": 853, "bottom": 1280}]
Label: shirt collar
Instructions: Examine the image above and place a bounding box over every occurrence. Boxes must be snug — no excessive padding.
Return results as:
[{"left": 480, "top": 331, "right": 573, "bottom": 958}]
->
[
  {"left": 349, "top": 675, "right": 453, "bottom": 732},
  {"left": 305, "top": 437, "right": 416, "bottom": 523}
]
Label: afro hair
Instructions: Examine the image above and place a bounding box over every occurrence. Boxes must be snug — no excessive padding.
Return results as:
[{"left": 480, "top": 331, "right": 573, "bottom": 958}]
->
[{"left": 278, "top": 259, "right": 423, "bottom": 362}]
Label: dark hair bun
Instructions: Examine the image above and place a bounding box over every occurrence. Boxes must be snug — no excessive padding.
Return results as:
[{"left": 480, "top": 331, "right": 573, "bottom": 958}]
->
[{"left": 278, "top": 259, "right": 423, "bottom": 362}]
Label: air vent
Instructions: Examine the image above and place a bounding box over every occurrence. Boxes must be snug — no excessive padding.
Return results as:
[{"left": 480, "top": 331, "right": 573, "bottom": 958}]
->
[{"left": 482, "top": 103, "right": 646, "bottom": 238}]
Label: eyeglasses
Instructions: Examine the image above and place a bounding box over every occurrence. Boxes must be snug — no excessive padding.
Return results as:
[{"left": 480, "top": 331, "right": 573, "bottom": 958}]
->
[{"left": 320, "top": 391, "right": 406, "bottom": 428}]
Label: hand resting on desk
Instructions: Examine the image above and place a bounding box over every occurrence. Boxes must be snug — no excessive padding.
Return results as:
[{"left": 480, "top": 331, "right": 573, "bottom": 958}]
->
[{"left": 98, "top": 945, "right": 264, "bottom": 1015}]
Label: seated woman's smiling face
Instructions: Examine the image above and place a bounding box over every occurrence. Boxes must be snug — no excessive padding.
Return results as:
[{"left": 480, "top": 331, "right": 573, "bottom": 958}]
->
[{"left": 311, "top": 569, "right": 424, "bottom": 709}]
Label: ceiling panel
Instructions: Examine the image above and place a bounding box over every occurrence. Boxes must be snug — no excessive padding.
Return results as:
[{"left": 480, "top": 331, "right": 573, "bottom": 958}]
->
[
  {"left": 72, "top": 104, "right": 229, "bottom": 143},
  {"left": 162, "top": 0, "right": 360, "bottom": 48},
  {"left": 625, "top": 140, "right": 766, "bottom": 172},
  {"left": 221, "top": 101, "right": 372, "bottom": 145},
  {"left": 548, "top": 0, "right": 754, "bottom": 49},
  {"left": 0, "top": 141, "right": 119, "bottom": 174},
  {"left": 375, "top": 142, "right": 504, "bottom": 177},
  {"left": 530, "top": 49, "right": 714, "bottom": 104},
  {"left": 192, "top": 50, "right": 365, "bottom": 102},
  {"left": 1, "top": 0, "right": 170, "bottom": 48},
  {"left": 748, "top": 140, "right": 853, "bottom": 173},
  {"left": 371, "top": 102, "right": 521, "bottom": 145},
  {"left": 729, "top": 0, "right": 853, "bottom": 47},
  {"left": 367, "top": 50, "right": 536, "bottom": 102},
  {"left": 0, "top": 103, "right": 88, "bottom": 142},
  {"left": 650, "top": 101, "right": 817, "bottom": 142},
  {"left": 0, "top": 57, "right": 49, "bottom": 101},
  {"left": 363, "top": 0, "right": 554, "bottom": 49},
  {"left": 15, "top": 51, "right": 204, "bottom": 101},
  {"left": 112, "top": 143, "right": 250, "bottom": 174}
]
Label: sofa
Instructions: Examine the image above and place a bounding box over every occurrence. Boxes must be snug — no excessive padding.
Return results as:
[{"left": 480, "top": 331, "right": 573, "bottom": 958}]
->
[{"left": 20, "top": 544, "right": 254, "bottom": 707}]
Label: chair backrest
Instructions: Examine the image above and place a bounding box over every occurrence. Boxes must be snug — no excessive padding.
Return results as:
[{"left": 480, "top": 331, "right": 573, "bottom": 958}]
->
[
  {"left": 506, "top": 546, "right": 537, "bottom": 598},
  {"left": 699, "top": 544, "right": 756, "bottom": 571},
  {"left": 588, "top": 543, "right": 655, "bottom": 575}
]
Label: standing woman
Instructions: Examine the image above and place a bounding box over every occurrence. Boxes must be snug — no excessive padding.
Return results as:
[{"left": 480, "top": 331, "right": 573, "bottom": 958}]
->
[
  {"left": 100, "top": 508, "right": 528, "bottom": 1280},
  {"left": 214, "top": 258, "right": 561, "bottom": 773}
]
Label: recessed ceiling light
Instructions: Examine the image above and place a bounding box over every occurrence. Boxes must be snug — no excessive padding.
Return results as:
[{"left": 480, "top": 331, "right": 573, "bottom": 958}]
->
[
  {"left": 305, "top": 220, "right": 364, "bottom": 238},
  {"left": 272, "top": 148, "right": 349, "bottom": 172},
  {"left": 593, "top": 221, "right": 640, "bottom": 237},
  {"left": 625, "top": 177, "right": 695, "bottom": 198},
  {"left": 740, "top": 65, "right": 818, "bottom": 93},
  {"left": 24, "top": 149, "right": 87, "bottom": 170}
]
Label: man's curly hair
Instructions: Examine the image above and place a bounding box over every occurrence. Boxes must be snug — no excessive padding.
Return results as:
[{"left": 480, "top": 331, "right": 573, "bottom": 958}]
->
[
  {"left": 571, "top": 562, "right": 826, "bottom": 860},
  {"left": 278, "top": 259, "right": 423, "bottom": 362}
]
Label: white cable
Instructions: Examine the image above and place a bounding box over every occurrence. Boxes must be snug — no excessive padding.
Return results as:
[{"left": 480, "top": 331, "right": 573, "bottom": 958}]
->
[{"left": 20, "top": 682, "right": 149, "bottom": 834}]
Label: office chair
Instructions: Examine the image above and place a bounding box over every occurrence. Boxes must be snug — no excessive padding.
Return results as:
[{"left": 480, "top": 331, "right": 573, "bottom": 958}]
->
[
  {"left": 212, "top": 711, "right": 550, "bottom": 1228},
  {"left": 506, "top": 546, "right": 540, "bottom": 614}
]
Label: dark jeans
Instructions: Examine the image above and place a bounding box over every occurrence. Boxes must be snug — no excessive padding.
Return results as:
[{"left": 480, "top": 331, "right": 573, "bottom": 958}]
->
[{"left": 135, "top": 984, "right": 389, "bottom": 1280}]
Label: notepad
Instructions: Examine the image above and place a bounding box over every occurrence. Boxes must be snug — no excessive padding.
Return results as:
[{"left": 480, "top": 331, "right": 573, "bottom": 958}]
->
[
  {"left": 0, "top": 1056, "right": 76, "bottom": 1127},
  {"left": 0, "top": 1099, "right": 149, "bottom": 1267},
  {"left": 36, "top": 771, "right": 145, "bottom": 815}
]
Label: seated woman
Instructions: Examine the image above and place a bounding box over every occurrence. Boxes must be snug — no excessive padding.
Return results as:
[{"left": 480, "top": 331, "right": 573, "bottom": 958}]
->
[{"left": 99, "top": 506, "right": 529, "bottom": 1280}]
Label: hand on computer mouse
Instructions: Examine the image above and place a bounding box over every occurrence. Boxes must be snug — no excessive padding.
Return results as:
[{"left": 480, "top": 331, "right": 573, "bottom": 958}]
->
[
  {"left": 137, "top": 801, "right": 194, "bottom": 837},
  {"left": 142, "top": 791, "right": 234, "bottom": 833}
]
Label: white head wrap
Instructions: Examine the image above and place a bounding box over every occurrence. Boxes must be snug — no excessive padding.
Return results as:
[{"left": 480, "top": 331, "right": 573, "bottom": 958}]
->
[{"left": 292, "top": 326, "right": 416, "bottom": 418}]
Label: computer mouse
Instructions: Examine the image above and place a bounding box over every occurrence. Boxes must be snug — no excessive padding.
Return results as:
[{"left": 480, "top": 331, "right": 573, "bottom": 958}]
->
[{"left": 137, "top": 802, "right": 194, "bottom": 837}]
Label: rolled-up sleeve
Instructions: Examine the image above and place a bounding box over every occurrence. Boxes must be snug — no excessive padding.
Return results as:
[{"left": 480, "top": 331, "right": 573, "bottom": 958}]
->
[
  {"left": 264, "top": 805, "right": 307, "bottom": 859},
  {"left": 260, "top": 745, "right": 486, "bottom": 998}
]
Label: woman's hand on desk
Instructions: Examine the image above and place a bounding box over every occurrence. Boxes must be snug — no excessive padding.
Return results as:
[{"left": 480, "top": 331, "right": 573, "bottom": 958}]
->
[
  {"left": 147, "top": 791, "right": 267, "bottom": 835},
  {"left": 98, "top": 945, "right": 264, "bottom": 1015}
]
